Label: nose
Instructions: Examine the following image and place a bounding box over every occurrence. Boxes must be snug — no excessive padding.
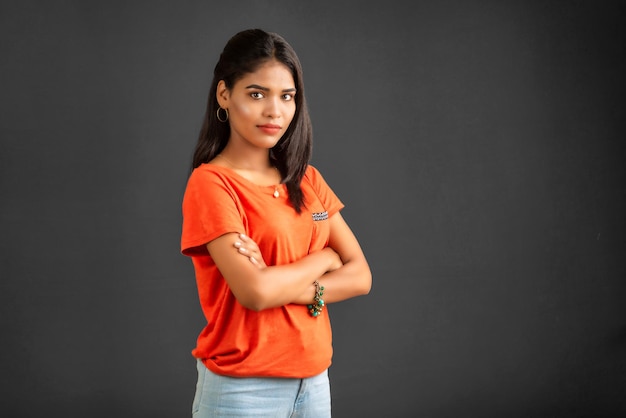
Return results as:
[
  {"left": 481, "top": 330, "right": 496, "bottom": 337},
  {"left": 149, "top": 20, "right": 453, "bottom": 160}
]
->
[{"left": 263, "top": 97, "right": 281, "bottom": 119}]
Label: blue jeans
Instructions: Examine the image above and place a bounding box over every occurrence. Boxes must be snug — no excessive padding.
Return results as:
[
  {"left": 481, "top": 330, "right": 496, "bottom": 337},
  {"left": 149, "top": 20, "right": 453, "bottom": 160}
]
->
[{"left": 192, "top": 359, "right": 332, "bottom": 417}]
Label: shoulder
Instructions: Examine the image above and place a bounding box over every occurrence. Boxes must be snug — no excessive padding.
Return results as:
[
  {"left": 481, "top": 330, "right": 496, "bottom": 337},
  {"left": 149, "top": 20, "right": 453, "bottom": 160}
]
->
[
  {"left": 184, "top": 164, "right": 241, "bottom": 200},
  {"left": 303, "top": 164, "right": 337, "bottom": 189},
  {"left": 302, "top": 164, "right": 344, "bottom": 213},
  {"left": 302, "top": 165, "right": 336, "bottom": 195},
  {"left": 187, "top": 164, "right": 234, "bottom": 187},
  {"left": 303, "top": 164, "right": 323, "bottom": 183},
  {"left": 189, "top": 163, "right": 227, "bottom": 180}
]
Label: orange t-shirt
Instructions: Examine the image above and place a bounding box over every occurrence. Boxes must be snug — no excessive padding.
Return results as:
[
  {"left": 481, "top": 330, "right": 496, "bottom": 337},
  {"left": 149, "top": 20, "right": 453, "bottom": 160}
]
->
[{"left": 181, "top": 163, "right": 344, "bottom": 378}]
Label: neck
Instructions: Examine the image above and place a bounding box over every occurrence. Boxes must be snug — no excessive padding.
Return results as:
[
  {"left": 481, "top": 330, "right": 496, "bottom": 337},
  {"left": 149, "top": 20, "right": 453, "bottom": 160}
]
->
[
  {"left": 218, "top": 146, "right": 272, "bottom": 171},
  {"left": 216, "top": 148, "right": 282, "bottom": 188}
]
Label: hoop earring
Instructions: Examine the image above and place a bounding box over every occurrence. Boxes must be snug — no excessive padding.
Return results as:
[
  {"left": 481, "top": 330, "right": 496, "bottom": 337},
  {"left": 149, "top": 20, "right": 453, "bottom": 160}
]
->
[{"left": 216, "top": 107, "right": 229, "bottom": 122}]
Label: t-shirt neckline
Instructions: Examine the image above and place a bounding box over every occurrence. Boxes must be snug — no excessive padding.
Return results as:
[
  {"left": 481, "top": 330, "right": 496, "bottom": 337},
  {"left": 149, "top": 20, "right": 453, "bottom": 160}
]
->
[{"left": 203, "top": 163, "right": 285, "bottom": 192}]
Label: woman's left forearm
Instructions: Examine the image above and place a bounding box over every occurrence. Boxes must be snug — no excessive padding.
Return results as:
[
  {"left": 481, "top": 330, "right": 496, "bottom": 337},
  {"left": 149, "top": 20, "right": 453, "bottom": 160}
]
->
[{"left": 292, "top": 257, "right": 371, "bottom": 305}]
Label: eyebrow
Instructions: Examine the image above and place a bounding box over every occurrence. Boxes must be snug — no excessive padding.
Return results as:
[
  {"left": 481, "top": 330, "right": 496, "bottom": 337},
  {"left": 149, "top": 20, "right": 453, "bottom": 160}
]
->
[{"left": 245, "top": 84, "right": 297, "bottom": 93}]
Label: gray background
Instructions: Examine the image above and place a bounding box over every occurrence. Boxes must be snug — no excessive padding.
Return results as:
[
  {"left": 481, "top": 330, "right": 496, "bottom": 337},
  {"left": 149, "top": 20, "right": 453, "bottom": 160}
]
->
[{"left": 1, "top": 1, "right": 625, "bottom": 417}]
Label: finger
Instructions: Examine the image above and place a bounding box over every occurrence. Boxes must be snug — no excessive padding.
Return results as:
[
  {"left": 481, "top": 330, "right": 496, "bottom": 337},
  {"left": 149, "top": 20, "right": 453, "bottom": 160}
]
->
[
  {"left": 249, "top": 255, "right": 267, "bottom": 269},
  {"left": 234, "top": 241, "right": 253, "bottom": 253}
]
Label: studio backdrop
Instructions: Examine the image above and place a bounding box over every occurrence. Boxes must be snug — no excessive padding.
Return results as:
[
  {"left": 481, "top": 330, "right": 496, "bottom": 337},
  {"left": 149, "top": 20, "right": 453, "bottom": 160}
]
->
[{"left": 1, "top": 1, "right": 625, "bottom": 417}]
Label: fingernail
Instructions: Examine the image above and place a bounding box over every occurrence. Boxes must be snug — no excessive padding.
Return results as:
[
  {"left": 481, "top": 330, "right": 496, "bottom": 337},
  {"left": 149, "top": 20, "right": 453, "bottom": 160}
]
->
[{"left": 234, "top": 242, "right": 241, "bottom": 247}]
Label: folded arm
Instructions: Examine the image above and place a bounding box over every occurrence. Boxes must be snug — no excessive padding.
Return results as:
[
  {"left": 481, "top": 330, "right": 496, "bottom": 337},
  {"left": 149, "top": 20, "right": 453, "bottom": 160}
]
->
[
  {"left": 293, "top": 212, "right": 372, "bottom": 305},
  {"left": 232, "top": 212, "right": 372, "bottom": 308},
  {"left": 206, "top": 232, "right": 342, "bottom": 311}
]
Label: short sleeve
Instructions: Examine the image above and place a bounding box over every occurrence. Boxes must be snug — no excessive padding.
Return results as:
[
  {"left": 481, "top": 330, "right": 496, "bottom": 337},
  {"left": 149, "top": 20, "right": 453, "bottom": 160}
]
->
[
  {"left": 181, "top": 166, "right": 245, "bottom": 256},
  {"left": 304, "top": 166, "right": 344, "bottom": 217}
]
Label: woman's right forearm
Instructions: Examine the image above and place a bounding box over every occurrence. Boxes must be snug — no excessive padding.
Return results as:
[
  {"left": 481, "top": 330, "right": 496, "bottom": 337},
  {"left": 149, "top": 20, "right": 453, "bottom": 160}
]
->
[{"left": 248, "top": 247, "right": 340, "bottom": 311}]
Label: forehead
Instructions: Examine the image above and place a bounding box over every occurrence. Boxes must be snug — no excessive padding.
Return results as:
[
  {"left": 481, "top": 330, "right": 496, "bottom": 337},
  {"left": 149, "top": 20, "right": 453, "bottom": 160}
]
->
[{"left": 235, "top": 60, "right": 295, "bottom": 88}]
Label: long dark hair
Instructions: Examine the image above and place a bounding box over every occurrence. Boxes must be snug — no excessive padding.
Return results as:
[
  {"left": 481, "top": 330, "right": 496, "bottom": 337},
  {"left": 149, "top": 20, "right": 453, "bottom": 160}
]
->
[{"left": 191, "top": 29, "right": 312, "bottom": 213}]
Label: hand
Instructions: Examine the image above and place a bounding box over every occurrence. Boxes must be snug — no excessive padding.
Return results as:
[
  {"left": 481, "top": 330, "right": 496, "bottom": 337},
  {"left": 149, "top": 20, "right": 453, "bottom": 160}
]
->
[{"left": 233, "top": 234, "right": 267, "bottom": 269}]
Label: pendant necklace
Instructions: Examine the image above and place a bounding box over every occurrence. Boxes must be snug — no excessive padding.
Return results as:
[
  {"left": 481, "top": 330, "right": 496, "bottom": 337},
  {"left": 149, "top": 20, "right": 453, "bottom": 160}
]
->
[{"left": 217, "top": 154, "right": 280, "bottom": 198}]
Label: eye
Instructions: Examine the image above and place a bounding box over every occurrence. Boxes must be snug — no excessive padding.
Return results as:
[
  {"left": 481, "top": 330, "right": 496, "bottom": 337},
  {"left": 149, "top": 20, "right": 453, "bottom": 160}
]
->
[
  {"left": 250, "top": 92, "right": 264, "bottom": 99},
  {"left": 282, "top": 93, "right": 294, "bottom": 101}
]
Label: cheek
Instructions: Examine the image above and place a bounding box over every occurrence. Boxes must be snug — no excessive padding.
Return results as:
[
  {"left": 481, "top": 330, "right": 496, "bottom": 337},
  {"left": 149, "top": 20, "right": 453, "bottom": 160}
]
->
[
  {"left": 285, "top": 104, "right": 296, "bottom": 123},
  {"left": 231, "top": 101, "right": 254, "bottom": 119}
]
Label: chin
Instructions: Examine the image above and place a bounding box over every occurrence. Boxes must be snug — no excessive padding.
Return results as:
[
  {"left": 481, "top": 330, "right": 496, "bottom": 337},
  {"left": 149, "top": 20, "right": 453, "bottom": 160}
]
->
[{"left": 258, "top": 137, "right": 283, "bottom": 149}]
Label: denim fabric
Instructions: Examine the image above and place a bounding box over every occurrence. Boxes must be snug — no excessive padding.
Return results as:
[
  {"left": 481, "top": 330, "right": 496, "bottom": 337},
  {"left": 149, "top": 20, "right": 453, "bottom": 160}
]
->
[{"left": 192, "top": 359, "right": 331, "bottom": 417}]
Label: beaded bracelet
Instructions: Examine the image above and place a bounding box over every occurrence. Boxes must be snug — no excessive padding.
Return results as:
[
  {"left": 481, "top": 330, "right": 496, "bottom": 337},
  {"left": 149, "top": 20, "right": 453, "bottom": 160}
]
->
[{"left": 307, "top": 280, "right": 325, "bottom": 317}]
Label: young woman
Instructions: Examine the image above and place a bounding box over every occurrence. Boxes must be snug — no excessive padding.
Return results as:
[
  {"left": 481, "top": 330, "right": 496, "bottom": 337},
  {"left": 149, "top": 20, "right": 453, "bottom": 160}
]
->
[{"left": 181, "top": 28, "right": 372, "bottom": 417}]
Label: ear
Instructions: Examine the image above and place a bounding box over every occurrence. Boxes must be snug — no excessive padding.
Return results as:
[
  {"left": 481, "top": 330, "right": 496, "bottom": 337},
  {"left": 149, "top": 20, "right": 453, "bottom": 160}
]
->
[{"left": 216, "top": 80, "right": 230, "bottom": 109}]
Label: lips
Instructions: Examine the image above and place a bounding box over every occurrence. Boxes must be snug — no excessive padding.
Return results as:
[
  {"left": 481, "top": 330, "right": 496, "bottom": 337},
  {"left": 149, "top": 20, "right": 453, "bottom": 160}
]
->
[{"left": 257, "top": 124, "right": 282, "bottom": 135}]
